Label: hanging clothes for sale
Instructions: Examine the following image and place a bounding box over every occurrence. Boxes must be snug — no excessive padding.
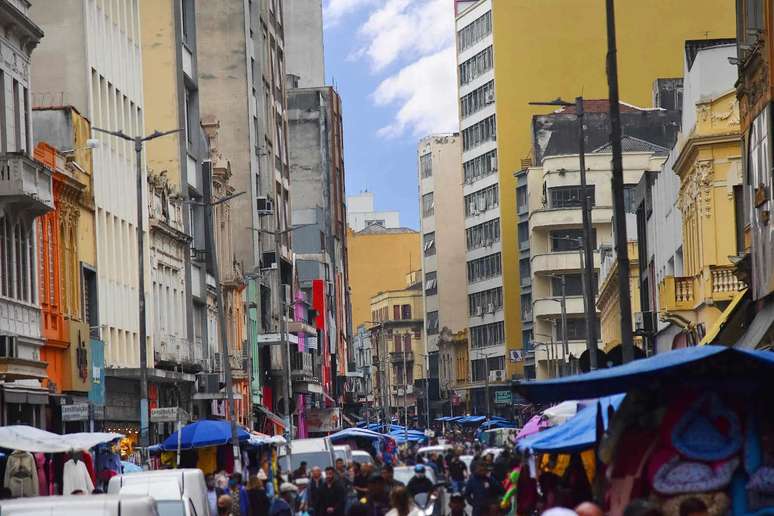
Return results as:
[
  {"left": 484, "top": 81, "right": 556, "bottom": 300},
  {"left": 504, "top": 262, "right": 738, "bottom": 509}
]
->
[
  {"left": 197, "top": 446, "right": 217, "bottom": 475},
  {"left": 34, "top": 453, "right": 48, "bottom": 496},
  {"left": 4, "top": 450, "right": 39, "bottom": 497},
  {"left": 62, "top": 455, "right": 94, "bottom": 495}
]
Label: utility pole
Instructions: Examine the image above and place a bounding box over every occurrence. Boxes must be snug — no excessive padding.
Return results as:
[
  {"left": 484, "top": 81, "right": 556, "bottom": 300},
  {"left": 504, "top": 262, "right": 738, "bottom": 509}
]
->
[
  {"left": 605, "top": 0, "right": 635, "bottom": 363},
  {"left": 402, "top": 343, "right": 408, "bottom": 443},
  {"left": 560, "top": 274, "right": 568, "bottom": 376},
  {"left": 92, "top": 127, "right": 180, "bottom": 448},
  {"left": 202, "top": 161, "right": 243, "bottom": 471}
]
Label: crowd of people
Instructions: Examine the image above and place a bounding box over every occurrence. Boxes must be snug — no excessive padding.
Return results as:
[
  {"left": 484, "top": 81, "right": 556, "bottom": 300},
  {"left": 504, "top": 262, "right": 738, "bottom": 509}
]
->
[{"left": 203, "top": 435, "right": 722, "bottom": 516}]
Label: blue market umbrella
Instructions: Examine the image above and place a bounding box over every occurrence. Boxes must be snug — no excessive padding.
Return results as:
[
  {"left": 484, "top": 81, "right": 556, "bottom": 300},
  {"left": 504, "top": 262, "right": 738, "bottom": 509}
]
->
[{"left": 161, "top": 420, "right": 250, "bottom": 451}]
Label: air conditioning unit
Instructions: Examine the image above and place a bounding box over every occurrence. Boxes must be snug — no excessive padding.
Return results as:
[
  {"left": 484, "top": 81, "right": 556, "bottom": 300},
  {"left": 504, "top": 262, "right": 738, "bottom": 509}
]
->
[
  {"left": 485, "top": 90, "right": 495, "bottom": 104},
  {"left": 256, "top": 196, "right": 274, "bottom": 214},
  {"left": 475, "top": 306, "right": 483, "bottom": 316},
  {"left": 489, "top": 369, "right": 505, "bottom": 382},
  {"left": 486, "top": 303, "right": 495, "bottom": 314}
]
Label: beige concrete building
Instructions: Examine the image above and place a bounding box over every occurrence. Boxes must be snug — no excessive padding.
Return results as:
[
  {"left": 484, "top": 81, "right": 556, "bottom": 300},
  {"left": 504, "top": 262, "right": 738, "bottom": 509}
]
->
[
  {"left": 417, "top": 134, "right": 467, "bottom": 417},
  {"left": 528, "top": 149, "right": 666, "bottom": 379}
]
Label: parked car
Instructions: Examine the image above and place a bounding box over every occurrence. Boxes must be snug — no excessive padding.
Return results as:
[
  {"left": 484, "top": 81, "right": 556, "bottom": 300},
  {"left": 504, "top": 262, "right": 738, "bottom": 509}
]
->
[
  {"left": 351, "top": 449, "right": 374, "bottom": 465},
  {"left": 0, "top": 494, "right": 159, "bottom": 516},
  {"left": 279, "top": 437, "right": 336, "bottom": 470},
  {"left": 107, "top": 468, "right": 209, "bottom": 516}
]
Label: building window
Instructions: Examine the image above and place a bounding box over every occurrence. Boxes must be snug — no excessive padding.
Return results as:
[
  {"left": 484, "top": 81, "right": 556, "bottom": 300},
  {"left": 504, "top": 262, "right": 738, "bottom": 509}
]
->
[
  {"left": 462, "top": 114, "right": 496, "bottom": 151},
  {"left": 0, "top": 217, "right": 34, "bottom": 303},
  {"left": 425, "top": 271, "right": 437, "bottom": 296},
  {"left": 463, "top": 149, "right": 497, "bottom": 183},
  {"left": 549, "top": 185, "right": 595, "bottom": 209},
  {"left": 466, "top": 218, "right": 500, "bottom": 251},
  {"left": 467, "top": 253, "right": 501, "bottom": 283},
  {"left": 551, "top": 273, "right": 598, "bottom": 297},
  {"left": 403, "top": 333, "right": 412, "bottom": 353},
  {"left": 518, "top": 222, "right": 529, "bottom": 250},
  {"left": 459, "top": 46, "right": 493, "bottom": 86},
  {"left": 457, "top": 10, "right": 492, "bottom": 52},
  {"left": 556, "top": 317, "right": 600, "bottom": 342},
  {"left": 517, "top": 185, "right": 528, "bottom": 214},
  {"left": 464, "top": 184, "right": 498, "bottom": 217},
  {"left": 394, "top": 334, "right": 402, "bottom": 352},
  {"left": 623, "top": 184, "right": 637, "bottom": 213},
  {"left": 422, "top": 193, "right": 434, "bottom": 217},
  {"left": 423, "top": 232, "right": 436, "bottom": 256},
  {"left": 180, "top": 0, "right": 194, "bottom": 46},
  {"left": 519, "top": 259, "right": 530, "bottom": 286},
  {"left": 468, "top": 287, "right": 503, "bottom": 316},
  {"left": 420, "top": 152, "right": 432, "bottom": 178},
  {"left": 550, "top": 229, "right": 596, "bottom": 252},
  {"left": 470, "top": 321, "right": 505, "bottom": 349},
  {"left": 521, "top": 293, "right": 532, "bottom": 322},
  {"left": 393, "top": 305, "right": 401, "bottom": 320},
  {"left": 401, "top": 304, "right": 412, "bottom": 320},
  {"left": 460, "top": 80, "right": 495, "bottom": 119},
  {"left": 426, "top": 311, "right": 439, "bottom": 335}
]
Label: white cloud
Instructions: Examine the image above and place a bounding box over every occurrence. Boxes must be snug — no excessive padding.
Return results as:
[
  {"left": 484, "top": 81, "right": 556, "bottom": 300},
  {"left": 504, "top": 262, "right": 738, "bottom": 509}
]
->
[
  {"left": 323, "top": 0, "right": 374, "bottom": 27},
  {"left": 357, "top": 0, "right": 454, "bottom": 72},
  {"left": 372, "top": 46, "right": 459, "bottom": 138}
]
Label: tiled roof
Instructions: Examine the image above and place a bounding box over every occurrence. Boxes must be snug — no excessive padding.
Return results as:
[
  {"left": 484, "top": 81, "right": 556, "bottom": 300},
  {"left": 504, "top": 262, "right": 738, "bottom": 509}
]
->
[{"left": 591, "top": 135, "right": 671, "bottom": 155}]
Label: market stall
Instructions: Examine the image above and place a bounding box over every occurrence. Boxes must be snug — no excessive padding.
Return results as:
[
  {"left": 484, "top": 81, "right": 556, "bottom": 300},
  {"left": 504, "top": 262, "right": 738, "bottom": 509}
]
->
[
  {"left": 512, "top": 346, "right": 774, "bottom": 516},
  {"left": 0, "top": 426, "right": 124, "bottom": 496},
  {"left": 329, "top": 427, "right": 398, "bottom": 464}
]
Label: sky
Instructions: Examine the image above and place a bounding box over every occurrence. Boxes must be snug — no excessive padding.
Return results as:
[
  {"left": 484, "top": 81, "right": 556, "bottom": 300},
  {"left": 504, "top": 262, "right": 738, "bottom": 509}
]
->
[{"left": 322, "top": 0, "right": 459, "bottom": 230}]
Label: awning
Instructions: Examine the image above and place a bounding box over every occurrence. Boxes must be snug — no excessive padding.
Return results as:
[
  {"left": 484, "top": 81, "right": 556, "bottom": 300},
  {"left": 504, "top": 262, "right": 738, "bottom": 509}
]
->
[
  {"left": 255, "top": 404, "right": 287, "bottom": 429},
  {"left": 2, "top": 385, "right": 49, "bottom": 405},
  {"left": 700, "top": 288, "right": 748, "bottom": 345},
  {"left": 0, "top": 425, "right": 122, "bottom": 452},
  {"left": 518, "top": 395, "right": 624, "bottom": 453},
  {"left": 736, "top": 299, "right": 774, "bottom": 349},
  {"left": 513, "top": 346, "right": 774, "bottom": 403}
]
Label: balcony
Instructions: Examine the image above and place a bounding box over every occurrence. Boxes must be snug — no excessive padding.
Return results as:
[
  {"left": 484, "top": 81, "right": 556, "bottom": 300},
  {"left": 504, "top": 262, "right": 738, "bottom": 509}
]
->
[
  {"left": 0, "top": 153, "right": 53, "bottom": 221},
  {"left": 533, "top": 296, "right": 586, "bottom": 319},
  {"left": 154, "top": 335, "right": 194, "bottom": 365},
  {"left": 529, "top": 206, "right": 613, "bottom": 230},
  {"left": 290, "top": 350, "right": 314, "bottom": 378},
  {"left": 390, "top": 351, "right": 414, "bottom": 363},
  {"left": 531, "top": 251, "right": 601, "bottom": 275},
  {"left": 659, "top": 265, "right": 746, "bottom": 313}
]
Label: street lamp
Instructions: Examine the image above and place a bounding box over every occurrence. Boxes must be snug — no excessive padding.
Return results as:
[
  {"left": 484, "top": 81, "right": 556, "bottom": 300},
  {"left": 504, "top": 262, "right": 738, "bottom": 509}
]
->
[
  {"left": 91, "top": 126, "right": 180, "bottom": 449},
  {"left": 529, "top": 97, "right": 598, "bottom": 370}
]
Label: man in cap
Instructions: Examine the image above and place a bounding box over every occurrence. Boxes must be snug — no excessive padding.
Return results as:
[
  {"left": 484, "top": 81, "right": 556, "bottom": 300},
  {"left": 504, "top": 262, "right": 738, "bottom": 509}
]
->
[
  {"left": 407, "top": 464, "right": 434, "bottom": 497},
  {"left": 269, "top": 482, "right": 298, "bottom": 516}
]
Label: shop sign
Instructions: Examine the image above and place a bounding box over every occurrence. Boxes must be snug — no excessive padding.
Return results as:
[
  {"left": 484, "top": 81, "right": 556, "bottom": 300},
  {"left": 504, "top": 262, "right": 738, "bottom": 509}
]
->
[
  {"left": 62, "top": 403, "right": 90, "bottom": 421},
  {"left": 494, "top": 390, "right": 512, "bottom": 406},
  {"left": 306, "top": 407, "right": 341, "bottom": 433},
  {"left": 150, "top": 407, "right": 189, "bottom": 423}
]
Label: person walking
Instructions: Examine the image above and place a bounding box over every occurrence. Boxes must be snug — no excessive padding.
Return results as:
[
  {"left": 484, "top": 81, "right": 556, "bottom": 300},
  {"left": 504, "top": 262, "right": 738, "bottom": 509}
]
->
[
  {"left": 386, "top": 486, "right": 422, "bottom": 516},
  {"left": 217, "top": 494, "right": 234, "bottom": 516},
  {"left": 269, "top": 483, "right": 298, "bottom": 516},
  {"left": 227, "top": 473, "right": 249, "bottom": 516},
  {"left": 465, "top": 462, "right": 504, "bottom": 516},
  {"left": 315, "top": 466, "right": 346, "bottom": 515},
  {"left": 246, "top": 475, "right": 270, "bottom": 516}
]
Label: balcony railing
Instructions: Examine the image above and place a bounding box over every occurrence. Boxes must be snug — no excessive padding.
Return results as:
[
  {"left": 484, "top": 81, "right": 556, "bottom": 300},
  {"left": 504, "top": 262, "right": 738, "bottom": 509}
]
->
[
  {"left": 390, "top": 351, "right": 414, "bottom": 363},
  {"left": 0, "top": 153, "right": 53, "bottom": 219},
  {"left": 291, "top": 350, "right": 313, "bottom": 377},
  {"left": 659, "top": 266, "right": 745, "bottom": 313}
]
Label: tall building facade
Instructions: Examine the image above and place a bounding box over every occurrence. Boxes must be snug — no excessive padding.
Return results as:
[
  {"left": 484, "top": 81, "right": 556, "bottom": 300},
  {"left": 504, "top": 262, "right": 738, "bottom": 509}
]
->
[
  {"left": 454, "top": 0, "right": 735, "bottom": 385},
  {"left": 417, "top": 134, "right": 466, "bottom": 417},
  {"left": 0, "top": 0, "right": 49, "bottom": 426},
  {"left": 287, "top": 86, "right": 351, "bottom": 405},
  {"left": 347, "top": 192, "right": 401, "bottom": 232},
  {"left": 31, "top": 0, "right": 150, "bottom": 433},
  {"left": 196, "top": 0, "right": 295, "bottom": 430}
]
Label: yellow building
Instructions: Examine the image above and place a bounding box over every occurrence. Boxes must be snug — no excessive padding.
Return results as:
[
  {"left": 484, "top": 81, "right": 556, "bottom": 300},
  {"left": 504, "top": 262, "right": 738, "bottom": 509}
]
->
[
  {"left": 658, "top": 90, "right": 745, "bottom": 341},
  {"left": 597, "top": 242, "right": 642, "bottom": 359},
  {"left": 347, "top": 225, "right": 421, "bottom": 331},
  {"left": 369, "top": 271, "right": 426, "bottom": 422},
  {"left": 458, "top": 0, "right": 735, "bottom": 374}
]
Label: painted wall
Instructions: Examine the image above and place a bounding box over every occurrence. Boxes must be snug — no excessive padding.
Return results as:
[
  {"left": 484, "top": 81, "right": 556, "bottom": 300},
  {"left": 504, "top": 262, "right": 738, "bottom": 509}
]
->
[
  {"left": 284, "top": 0, "right": 325, "bottom": 88},
  {"left": 347, "top": 228, "right": 421, "bottom": 331},
  {"left": 490, "top": 0, "right": 735, "bottom": 374}
]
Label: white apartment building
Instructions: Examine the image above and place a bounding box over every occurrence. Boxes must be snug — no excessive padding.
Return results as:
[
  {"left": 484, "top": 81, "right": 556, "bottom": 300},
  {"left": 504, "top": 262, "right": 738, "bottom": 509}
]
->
[
  {"left": 527, "top": 148, "right": 667, "bottom": 379},
  {"left": 417, "top": 134, "right": 466, "bottom": 406},
  {"left": 32, "top": 0, "right": 146, "bottom": 372},
  {"left": 455, "top": 0, "right": 506, "bottom": 395},
  {"left": 347, "top": 192, "right": 400, "bottom": 231}
]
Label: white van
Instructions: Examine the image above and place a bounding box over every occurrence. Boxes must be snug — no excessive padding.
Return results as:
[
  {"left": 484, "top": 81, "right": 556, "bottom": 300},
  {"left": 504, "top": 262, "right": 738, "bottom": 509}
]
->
[
  {"left": 279, "top": 437, "right": 336, "bottom": 470},
  {"left": 333, "top": 444, "right": 353, "bottom": 465},
  {"left": 107, "top": 468, "right": 209, "bottom": 516},
  {"left": 0, "top": 494, "right": 159, "bottom": 516}
]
